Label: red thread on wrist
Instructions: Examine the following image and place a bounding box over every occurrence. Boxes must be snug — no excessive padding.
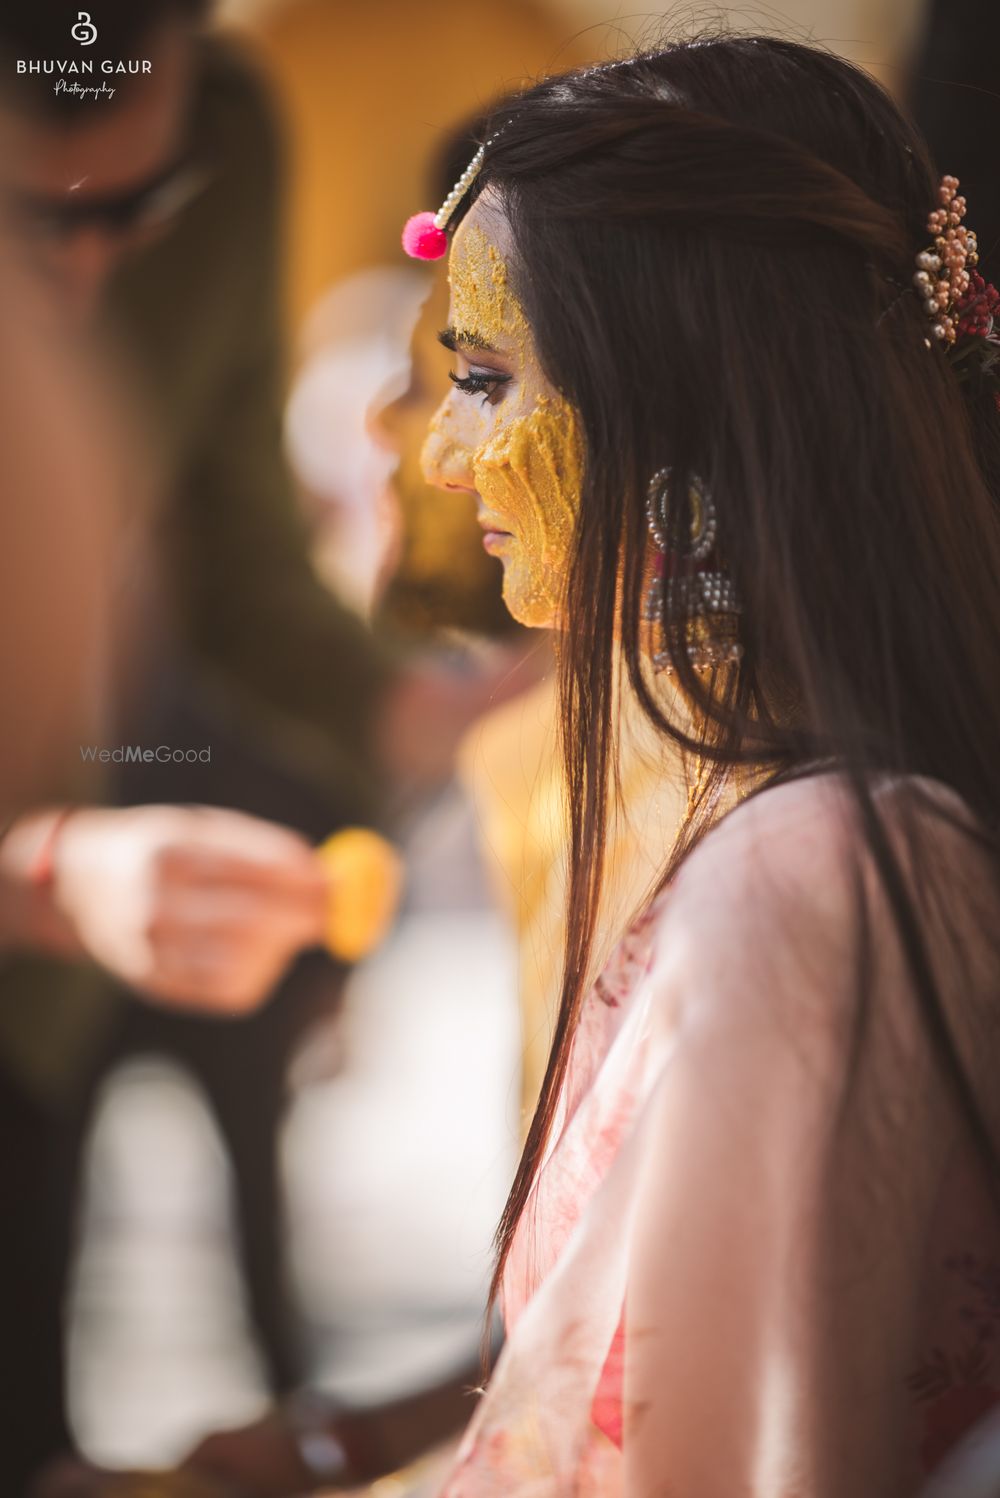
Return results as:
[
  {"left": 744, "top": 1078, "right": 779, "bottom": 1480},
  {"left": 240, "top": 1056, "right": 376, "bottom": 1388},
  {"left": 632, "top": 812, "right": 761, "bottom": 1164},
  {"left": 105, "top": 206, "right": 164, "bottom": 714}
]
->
[{"left": 28, "top": 809, "right": 74, "bottom": 890}]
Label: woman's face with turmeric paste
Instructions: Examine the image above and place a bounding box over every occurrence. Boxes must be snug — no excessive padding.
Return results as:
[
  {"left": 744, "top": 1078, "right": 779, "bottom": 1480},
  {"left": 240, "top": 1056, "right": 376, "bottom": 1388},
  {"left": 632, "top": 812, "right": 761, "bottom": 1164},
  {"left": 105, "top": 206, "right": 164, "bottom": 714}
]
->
[{"left": 420, "top": 192, "right": 584, "bottom": 629}]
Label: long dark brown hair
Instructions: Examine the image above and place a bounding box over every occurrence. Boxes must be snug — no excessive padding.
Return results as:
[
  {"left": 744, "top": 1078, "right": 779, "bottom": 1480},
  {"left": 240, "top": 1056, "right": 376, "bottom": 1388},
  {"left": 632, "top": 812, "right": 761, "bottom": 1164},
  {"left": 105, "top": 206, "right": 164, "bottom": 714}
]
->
[{"left": 450, "top": 36, "right": 1000, "bottom": 1313}]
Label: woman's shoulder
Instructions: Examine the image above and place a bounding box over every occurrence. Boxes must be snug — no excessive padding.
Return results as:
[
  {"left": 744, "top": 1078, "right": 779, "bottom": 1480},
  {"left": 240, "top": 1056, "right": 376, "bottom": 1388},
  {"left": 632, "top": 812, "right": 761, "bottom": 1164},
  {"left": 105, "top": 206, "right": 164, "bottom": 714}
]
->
[
  {"left": 669, "top": 769, "right": 983, "bottom": 917},
  {"left": 660, "top": 772, "right": 862, "bottom": 948},
  {"left": 645, "top": 770, "right": 996, "bottom": 1042}
]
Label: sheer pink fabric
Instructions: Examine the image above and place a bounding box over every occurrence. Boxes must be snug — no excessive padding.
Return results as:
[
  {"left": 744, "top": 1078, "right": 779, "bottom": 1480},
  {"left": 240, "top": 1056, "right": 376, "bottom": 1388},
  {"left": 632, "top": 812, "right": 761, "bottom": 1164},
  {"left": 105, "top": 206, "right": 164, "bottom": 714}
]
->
[{"left": 440, "top": 775, "right": 1000, "bottom": 1497}]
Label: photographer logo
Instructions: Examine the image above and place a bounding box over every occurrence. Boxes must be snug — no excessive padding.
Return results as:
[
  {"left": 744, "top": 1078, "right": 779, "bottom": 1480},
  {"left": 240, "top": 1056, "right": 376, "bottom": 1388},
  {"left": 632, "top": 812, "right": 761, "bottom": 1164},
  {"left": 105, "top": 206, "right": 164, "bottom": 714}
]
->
[
  {"left": 70, "top": 11, "right": 97, "bottom": 46},
  {"left": 14, "top": 8, "right": 152, "bottom": 101}
]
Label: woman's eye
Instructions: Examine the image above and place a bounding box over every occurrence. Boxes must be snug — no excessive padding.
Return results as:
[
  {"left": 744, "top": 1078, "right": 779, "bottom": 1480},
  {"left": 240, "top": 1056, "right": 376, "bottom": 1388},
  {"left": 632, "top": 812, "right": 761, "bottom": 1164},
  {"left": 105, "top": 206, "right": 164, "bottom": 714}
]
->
[{"left": 448, "top": 369, "right": 511, "bottom": 406}]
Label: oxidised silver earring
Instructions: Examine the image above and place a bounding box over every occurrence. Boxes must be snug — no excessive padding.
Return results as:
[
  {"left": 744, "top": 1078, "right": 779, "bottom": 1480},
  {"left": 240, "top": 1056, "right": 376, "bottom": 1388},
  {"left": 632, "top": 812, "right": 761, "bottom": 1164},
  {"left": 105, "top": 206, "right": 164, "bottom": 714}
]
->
[{"left": 642, "top": 467, "right": 743, "bottom": 673}]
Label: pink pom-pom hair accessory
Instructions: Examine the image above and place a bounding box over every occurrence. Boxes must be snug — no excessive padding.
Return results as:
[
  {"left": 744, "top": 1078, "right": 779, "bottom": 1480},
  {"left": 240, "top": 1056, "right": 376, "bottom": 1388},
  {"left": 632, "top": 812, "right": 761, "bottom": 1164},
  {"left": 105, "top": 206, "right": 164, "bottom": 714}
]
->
[
  {"left": 402, "top": 128, "right": 505, "bottom": 260},
  {"left": 402, "top": 141, "right": 485, "bottom": 261},
  {"left": 401, "top": 212, "right": 449, "bottom": 261}
]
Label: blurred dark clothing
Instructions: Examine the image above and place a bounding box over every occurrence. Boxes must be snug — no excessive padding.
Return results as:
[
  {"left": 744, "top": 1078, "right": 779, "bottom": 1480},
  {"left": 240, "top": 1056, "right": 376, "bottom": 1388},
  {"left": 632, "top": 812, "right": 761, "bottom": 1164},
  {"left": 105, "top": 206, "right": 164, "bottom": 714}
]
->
[
  {"left": 0, "top": 33, "right": 392, "bottom": 1490},
  {"left": 910, "top": 0, "right": 1000, "bottom": 284},
  {"left": 0, "top": 1068, "right": 74, "bottom": 1491}
]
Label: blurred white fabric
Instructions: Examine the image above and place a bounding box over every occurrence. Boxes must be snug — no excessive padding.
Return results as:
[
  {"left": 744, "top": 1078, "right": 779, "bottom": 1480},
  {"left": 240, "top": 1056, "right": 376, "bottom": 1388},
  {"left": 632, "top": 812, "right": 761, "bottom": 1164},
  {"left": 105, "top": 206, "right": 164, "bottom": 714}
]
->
[{"left": 67, "top": 1058, "right": 270, "bottom": 1467}]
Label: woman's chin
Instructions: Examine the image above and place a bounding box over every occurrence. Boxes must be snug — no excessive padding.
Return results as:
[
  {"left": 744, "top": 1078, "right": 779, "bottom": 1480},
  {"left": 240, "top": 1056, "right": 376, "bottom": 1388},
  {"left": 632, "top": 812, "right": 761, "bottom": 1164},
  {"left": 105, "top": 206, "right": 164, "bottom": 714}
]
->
[{"left": 501, "top": 569, "right": 560, "bottom": 630}]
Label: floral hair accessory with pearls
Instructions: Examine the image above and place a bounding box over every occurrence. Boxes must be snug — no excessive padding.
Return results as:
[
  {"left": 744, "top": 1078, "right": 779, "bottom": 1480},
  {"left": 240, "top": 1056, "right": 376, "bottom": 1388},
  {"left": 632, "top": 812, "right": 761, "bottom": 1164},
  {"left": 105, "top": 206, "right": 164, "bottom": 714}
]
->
[
  {"left": 914, "top": 175, "right": 1000, "bottom": 395},
  {"left": 401, "top": 127, "right": 506, "bottom": 261}
]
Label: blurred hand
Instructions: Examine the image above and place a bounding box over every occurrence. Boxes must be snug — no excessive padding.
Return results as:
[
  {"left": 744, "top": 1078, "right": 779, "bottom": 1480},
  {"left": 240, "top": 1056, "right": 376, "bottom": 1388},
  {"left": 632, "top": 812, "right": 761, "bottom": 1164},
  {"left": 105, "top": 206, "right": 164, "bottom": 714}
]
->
[{"left": 52, "top": 805, "right": 328, "bottom": 1013}]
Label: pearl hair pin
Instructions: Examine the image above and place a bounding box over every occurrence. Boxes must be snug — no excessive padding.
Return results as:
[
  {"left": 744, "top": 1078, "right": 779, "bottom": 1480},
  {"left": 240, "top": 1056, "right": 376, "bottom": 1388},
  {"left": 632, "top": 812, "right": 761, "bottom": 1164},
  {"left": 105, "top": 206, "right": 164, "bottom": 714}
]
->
[{"left": 402, "top": 127, "right": 506, "bottom": 261}]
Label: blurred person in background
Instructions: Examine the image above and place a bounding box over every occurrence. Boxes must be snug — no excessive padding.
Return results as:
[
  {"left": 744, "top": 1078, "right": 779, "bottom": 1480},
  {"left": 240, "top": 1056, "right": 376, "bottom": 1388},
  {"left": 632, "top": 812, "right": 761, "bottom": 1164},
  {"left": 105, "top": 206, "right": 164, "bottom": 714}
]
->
[
  {"left": 0, "top": 2, "right": 371, "bottom": 1491},
  {"left": 0, "top": 1, "right": 507, "bottom": 1491}
]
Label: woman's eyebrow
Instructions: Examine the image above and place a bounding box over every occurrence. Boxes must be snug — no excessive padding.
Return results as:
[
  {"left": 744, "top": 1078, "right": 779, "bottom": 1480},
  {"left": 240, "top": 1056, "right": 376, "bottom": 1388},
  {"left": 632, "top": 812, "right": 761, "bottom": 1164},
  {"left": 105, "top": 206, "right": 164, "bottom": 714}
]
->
[{"left": 438, "top": 326, "right": 501, "bottom": 355}]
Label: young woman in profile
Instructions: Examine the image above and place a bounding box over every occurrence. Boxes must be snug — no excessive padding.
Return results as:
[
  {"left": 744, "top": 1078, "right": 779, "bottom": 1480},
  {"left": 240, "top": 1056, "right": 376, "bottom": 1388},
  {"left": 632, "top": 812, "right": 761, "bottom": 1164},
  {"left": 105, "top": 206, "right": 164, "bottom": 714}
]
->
[{"left": 406, "top": 35, "right": 1000, "bottom": 1497}]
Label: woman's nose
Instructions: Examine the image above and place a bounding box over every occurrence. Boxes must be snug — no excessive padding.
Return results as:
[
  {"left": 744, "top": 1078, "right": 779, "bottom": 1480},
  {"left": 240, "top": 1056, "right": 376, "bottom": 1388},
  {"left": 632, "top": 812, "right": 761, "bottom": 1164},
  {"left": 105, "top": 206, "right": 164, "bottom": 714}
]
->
[{"left": 420, "top": 402, "right": 476, "bottom": 492}]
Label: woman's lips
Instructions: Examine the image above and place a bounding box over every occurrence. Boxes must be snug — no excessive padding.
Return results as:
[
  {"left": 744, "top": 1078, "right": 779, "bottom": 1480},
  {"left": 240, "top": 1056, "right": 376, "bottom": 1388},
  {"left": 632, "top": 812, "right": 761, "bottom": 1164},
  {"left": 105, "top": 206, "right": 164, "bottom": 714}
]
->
[
  {"left": 482, "top": 531, "right": 512, "bottom": 554},
  {"left": 477, "top": 512, "right": 512, "bottom": 554}
]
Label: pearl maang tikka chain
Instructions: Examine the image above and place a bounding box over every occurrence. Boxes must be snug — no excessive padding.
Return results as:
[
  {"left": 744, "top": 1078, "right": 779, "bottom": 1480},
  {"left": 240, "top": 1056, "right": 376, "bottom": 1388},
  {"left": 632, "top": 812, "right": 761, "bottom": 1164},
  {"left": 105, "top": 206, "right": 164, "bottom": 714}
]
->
[{"left": 402, "top": 126, "right": 508, "bottom": 262}]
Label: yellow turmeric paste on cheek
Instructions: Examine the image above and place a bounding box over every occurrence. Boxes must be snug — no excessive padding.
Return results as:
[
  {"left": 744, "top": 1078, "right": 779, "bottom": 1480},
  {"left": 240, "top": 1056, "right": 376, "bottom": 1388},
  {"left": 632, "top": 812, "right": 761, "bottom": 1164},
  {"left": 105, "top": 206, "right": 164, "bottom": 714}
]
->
[
  {"left": 475, "top": 394, "right": 583, "bottom": 627},
  {"left": 448, "top": 223, "right": 584, "bottom": 628}
]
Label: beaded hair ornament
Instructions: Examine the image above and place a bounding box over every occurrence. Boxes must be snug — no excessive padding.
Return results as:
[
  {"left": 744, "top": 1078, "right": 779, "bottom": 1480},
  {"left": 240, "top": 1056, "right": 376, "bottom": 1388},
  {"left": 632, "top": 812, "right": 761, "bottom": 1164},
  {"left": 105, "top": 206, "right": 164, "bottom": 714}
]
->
[{"left": 911, "top": 174, "right": 1000, "bottom": 396}]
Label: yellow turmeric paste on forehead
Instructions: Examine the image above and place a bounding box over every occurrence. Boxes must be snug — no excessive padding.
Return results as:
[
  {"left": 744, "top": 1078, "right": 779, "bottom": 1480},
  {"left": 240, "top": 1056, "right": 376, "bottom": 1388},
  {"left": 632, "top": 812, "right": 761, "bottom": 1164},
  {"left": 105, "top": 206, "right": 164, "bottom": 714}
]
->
[
  {"left": 445, "top": 220, "right": 585, "bottom": 627},
  {"left": 449, "top": 225, "right": 528, "bottom": 353}
]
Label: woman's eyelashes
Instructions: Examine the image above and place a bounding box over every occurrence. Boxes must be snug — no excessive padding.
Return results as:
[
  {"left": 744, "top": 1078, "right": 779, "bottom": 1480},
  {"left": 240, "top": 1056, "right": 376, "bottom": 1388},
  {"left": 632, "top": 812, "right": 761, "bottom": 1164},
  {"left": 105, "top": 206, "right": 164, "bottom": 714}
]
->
[{"left": 448, "top": 369, "right": 512, "bottom": 406}]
